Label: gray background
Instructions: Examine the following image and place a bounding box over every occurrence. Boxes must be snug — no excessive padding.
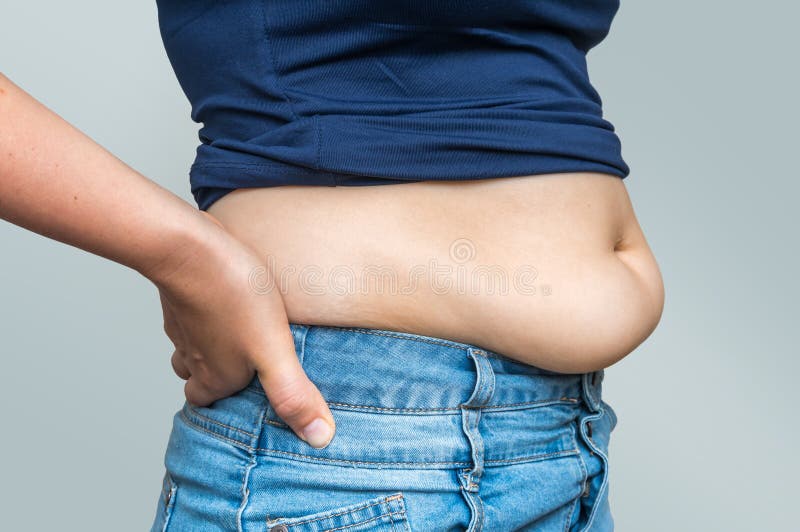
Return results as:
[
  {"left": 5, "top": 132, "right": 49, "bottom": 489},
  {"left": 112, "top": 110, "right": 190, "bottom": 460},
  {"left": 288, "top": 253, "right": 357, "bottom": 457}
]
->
[{"left": 1, "top": 1, "right": 797, "bottom": 530}]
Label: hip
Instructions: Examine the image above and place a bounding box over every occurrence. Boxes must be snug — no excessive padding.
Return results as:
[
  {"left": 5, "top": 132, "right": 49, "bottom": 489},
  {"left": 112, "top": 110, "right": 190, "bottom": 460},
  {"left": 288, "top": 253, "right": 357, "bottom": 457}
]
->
[{"left": 151, "top": 323, "right": 618, "bottom": 531}]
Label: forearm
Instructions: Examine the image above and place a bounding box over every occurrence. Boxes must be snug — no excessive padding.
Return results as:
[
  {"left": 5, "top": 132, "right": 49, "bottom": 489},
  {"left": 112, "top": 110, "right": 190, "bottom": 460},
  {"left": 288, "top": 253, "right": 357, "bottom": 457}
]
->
[{"left": 0, "top": 72, "right": 209, "bottom": 281}]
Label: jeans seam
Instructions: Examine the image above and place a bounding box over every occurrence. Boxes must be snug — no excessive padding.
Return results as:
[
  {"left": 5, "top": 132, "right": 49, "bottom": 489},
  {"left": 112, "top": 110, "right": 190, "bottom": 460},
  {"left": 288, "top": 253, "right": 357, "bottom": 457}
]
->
[
  {"left": 254, "top": 447, "right": 471, "bottom": 467},
  {"left": 236, "top": 397, "right": 269, "bottom": 532},
  {"left": 474, "top": 490, "right": 486, "bottom": 531},
  {"left": 236, "top": 453, "right": 257, "bottom": 532},
  {"left": 160, "top": 473, "right": 178, "bottom": 532},
  {"left": 567, "top": 420, "right": 589, "bottom": 532},
  {"left": 485, "top": 449, "right": 581, "bottom": 465},
  {"left": 184, "top": 403, "right": 256, "bottom": 438},
  {"left": 180, "top": 409, "right": 580, "bottom": 467},
  {"left": 259, "top": 398, "right": 581, "bottom": 415},
  {"left": 333, "top": 326, "right": 470, "bottom": 350},
  {"left": 387, "top": 497, "right": 398, "bottom": 531},
  {"left": 271, "top": 497, "right": 392, "bottom": 527},
  {"left": 253, "top": 446, "right": 579, "bottom": 467},
  {"left": 330, "top": 511, "right": 407, "bottom": 531},
  {"left": 179, "top": 409, "right": 255, "bottom": 452},
  {"left": 579, "top": 410, "right": 610, "bottom": 531},
  {"left": 564, "top": 493, "right": 581, "bottom": 532}
]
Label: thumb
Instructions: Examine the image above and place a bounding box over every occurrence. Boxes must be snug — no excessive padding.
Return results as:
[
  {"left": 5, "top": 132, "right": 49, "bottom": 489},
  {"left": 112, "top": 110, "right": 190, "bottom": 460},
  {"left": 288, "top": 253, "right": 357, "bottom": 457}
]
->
[{"left": 254, "top": 333, "right": 336, "bottom": 449}]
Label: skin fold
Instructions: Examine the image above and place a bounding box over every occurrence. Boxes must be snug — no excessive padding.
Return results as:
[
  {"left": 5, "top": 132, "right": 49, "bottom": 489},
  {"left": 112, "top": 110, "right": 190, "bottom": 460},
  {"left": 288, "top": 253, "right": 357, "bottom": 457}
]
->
[{"left": 209, "top": 171, "right": 665, "bottom": 374}]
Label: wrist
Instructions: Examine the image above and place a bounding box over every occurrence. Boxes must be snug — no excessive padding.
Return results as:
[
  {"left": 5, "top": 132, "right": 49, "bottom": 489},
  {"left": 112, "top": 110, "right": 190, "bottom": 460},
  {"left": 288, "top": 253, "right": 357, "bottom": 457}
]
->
[{"left": 138, "top": 209, "right": 225, "bottom": 288}]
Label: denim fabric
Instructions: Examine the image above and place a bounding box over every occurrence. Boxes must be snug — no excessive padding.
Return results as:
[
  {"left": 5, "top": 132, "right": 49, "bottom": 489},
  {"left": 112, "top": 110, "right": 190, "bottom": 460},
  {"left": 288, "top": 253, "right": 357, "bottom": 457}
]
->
[{"left": 150, "top": 324, "right": 617, "bottom": 531}]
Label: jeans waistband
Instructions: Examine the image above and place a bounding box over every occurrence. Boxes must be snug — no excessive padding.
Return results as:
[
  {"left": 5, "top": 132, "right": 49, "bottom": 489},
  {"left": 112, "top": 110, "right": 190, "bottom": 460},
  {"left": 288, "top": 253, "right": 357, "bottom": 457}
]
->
[
  {"left": 245, "top": 324, "right": 605, "bottom": 414},
  {"left": 179, "top": 323, "right": 610, "bottom": 467}
]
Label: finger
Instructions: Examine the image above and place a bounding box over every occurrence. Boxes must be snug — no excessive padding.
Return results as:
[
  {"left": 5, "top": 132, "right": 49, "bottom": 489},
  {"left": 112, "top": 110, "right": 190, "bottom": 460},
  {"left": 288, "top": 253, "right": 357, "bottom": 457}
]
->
[
  {"left": 253, "top": 327, "right": 336, "bottom": 449},
  {"left": 184, "top": 377, "right": 217, "bottom": 407},
  {"left": 171, "top": 349, "right": 191, "bottom": 380}
]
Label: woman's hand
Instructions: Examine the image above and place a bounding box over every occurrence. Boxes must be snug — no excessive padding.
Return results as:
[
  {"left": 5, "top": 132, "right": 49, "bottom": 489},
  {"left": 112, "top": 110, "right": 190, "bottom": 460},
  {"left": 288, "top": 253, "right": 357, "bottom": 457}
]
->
[
  {"left": 150, "top": 212, "right": 336, "bottom": 449},
  {"left": 0, "top": 74, "right": 335, "bottom": 449}
]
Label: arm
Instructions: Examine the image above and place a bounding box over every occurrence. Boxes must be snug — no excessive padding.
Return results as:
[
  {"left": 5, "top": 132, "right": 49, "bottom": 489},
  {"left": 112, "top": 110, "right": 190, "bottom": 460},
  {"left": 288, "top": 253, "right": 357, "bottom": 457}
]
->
[
  {"left": 0, "top": 73, "right": 335, "bottom": 448},
  {"left": 0, "top": 72, "right": 199, "bottom": 277}
]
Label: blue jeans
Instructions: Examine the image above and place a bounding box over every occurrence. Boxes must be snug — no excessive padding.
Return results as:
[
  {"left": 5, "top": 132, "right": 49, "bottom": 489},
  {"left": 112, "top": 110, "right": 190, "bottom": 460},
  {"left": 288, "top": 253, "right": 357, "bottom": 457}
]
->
[{"left": 151, "top": 324, "right": 617, "bottom": 531}]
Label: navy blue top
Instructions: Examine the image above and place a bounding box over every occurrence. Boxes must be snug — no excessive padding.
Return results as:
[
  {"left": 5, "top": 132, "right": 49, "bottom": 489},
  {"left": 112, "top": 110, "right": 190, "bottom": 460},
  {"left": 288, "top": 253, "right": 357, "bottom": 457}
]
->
[{"left": 155, "top": 0, "right": 629, "bottom": 211}]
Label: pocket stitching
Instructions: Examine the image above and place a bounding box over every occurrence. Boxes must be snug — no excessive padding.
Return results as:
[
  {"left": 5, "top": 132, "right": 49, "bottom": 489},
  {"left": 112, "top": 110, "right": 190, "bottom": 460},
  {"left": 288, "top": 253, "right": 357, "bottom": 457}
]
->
[
  {"left": 266, "top": 492, "right": 409, "bottom": 530},
  {"left": 388, "top": 494, "right": 412, "bottom": 532},
  {"left": 179, "top": 408, "right": 255, "bottom": 452},
  {"left": 565, "top": 421, "right": 590, "bottom": 532},
  {"left": 323, "top": 510, "right": 407, "bottom": 532}
]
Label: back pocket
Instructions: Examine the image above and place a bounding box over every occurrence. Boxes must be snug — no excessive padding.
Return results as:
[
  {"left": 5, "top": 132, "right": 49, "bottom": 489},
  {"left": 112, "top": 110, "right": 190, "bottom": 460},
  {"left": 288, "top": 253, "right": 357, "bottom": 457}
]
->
[{"left": 265, "top": 492, "right": 411, "bottom": 531}]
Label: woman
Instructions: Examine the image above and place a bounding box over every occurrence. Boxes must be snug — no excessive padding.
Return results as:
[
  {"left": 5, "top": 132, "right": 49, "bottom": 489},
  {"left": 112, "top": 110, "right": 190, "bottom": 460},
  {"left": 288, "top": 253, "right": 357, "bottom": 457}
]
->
[{"left": 0, "top": 1, "right": 663, "bottom": 530}]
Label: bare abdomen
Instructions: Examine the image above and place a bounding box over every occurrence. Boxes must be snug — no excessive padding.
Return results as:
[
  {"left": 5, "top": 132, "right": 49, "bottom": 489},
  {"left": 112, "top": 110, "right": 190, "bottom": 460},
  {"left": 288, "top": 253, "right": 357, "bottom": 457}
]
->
[{"left": 207, "top": 172, "right": 665, "bottom": 373}]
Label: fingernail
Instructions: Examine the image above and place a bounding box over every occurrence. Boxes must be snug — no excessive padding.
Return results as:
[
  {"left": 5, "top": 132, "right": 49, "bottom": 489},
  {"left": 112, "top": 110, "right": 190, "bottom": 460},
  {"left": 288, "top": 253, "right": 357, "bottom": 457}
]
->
[{"left": 301, "top": 418, "right": 333, "bottom": 449}]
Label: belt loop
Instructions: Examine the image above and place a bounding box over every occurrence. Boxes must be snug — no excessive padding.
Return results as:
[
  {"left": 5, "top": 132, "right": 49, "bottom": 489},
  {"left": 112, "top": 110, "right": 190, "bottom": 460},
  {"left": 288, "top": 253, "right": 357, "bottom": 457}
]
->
[
  {"left": 459, "top": 348, "right": 496, "bottom": 490},
  {"left": 290, "top": 324, "right": 310, "bottom": 366},
  {"left": 462, "top": 348, "right": 496, "bottom": 408},
  {"left": 582, "top": 369, "right": 603, "bottom": 412}
]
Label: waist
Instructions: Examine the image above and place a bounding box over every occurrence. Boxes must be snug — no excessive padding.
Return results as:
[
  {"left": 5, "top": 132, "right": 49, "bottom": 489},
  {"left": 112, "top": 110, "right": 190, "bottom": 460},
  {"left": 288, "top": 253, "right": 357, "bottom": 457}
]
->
[
  {"left": 181, "top": 322, "right": 610, "bottom": 464},
  {"left": 252, "top": 324, "right": 596, "bottom": 408},
  {"left": 206, "top": 171, "right": 664, "bottom": 372},
  {"left": 171, "top": 322, "right": 617, "bottom": 530}
]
